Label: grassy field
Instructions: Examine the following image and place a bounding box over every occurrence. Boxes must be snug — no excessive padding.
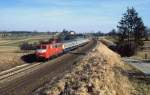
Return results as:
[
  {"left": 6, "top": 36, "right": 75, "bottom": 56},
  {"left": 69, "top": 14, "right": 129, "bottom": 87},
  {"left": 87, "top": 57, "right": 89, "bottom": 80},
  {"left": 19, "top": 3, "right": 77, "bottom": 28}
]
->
[
  {"left": 104, "top": 36, "right": 118, "bottom": 43},
  {"left": 0, "top": 52, "right": 26, "bottom": 71},
  {"left": 133, "top": 50, "right": 150, "bottom": 59},
  {"left": 133, "top": 40, "right": 150, "bottom": 60},
  {"left": 144, "top": 41, "right": 150, "bottom": 47}
]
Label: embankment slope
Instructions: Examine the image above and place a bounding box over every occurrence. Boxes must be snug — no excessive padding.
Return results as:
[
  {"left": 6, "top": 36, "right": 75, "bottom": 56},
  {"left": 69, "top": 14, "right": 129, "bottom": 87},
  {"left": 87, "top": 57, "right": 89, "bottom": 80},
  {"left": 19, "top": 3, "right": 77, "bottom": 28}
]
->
[{"left": 40, "top": 42, "right": 136, "bottom": 95}]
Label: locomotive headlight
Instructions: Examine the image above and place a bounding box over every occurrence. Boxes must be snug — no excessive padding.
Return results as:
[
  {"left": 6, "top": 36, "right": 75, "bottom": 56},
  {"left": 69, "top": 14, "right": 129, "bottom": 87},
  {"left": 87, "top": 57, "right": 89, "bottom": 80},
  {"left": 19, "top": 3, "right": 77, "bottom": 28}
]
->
[{"left": 36, "top": 49, "right": 46, "bottom": 53}]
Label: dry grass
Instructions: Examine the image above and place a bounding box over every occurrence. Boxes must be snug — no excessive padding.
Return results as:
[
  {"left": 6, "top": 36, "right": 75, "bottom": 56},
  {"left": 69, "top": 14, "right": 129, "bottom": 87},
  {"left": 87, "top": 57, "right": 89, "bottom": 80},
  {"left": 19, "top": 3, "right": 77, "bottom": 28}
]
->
[
  {"left": 0, "top": 52, "right": 26, "bottom": 72},
  {"left": 133, "top": 50, "right": 150, "bottom": 59},
  {"left": 40, "top": 42, "right": 136, "bottom": 95},
  {"left": 133, "top": 41, "right": 150, "bottom": 59},
  {"left": 99, "top": 38, "right": 116, "bottom": 46},
  {"left": 104, "top": 36, "right": 118, "bottom": 43},
  {"left": 0, "top": 46, "right": 19, "bottom": 53},
  {"left": 129, "top": 77, "right": 150, "bottom": 95},
  {"left": 0, "top": 46, "right": 25, "bottom": 72},
  {"left": 0, "top": 39, "right": 12, "bottom": 44},
  {"left": 144, "top": 41, "right": 150, "bottom": 47}
]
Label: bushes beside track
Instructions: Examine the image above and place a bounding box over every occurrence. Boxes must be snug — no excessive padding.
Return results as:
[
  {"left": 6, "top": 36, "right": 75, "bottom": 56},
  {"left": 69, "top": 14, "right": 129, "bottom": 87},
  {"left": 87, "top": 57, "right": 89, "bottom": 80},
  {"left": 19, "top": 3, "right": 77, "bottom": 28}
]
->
[{"left": 20, "top": 42, "right": 38, "bottom": 51}]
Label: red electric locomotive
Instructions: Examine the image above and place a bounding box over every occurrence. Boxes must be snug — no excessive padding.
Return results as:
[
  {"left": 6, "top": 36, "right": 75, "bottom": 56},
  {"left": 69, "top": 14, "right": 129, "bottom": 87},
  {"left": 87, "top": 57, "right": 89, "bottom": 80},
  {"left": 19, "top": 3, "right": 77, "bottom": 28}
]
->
[{"left": 35, "top": 41, "right": 64, "bottom": 60}]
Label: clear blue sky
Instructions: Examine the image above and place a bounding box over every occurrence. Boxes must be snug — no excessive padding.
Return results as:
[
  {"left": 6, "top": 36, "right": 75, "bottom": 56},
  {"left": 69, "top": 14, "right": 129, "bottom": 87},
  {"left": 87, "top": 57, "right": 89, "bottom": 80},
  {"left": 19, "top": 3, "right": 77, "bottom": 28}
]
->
[{"left": 0, "top": 0, "right": 150, "bottom": 33}]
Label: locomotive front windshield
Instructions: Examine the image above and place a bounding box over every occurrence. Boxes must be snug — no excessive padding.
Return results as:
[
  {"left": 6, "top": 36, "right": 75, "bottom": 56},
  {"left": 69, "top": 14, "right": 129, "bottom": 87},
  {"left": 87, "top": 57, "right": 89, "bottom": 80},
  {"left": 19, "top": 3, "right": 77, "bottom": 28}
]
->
[
  {"left": 37, "top": 45, "right": 47, "bottom": 49},
  {"left": 41, "top": 46, "right": 47, "bottom": 49}
]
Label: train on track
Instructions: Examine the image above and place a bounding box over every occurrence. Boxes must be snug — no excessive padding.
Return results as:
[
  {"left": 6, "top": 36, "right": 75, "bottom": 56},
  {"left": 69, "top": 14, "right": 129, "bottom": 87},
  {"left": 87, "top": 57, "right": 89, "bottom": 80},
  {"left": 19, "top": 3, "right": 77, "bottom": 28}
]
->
[{"left": 35, "top": 38, "right": 90, "bottom": 60}]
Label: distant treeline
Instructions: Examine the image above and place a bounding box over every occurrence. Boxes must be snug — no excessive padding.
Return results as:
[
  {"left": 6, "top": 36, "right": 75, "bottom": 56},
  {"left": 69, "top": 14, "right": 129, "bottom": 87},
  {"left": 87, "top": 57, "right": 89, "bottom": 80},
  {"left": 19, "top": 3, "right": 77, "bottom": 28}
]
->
[{"left": 0, "top": 31, "right": 57, "bottom": 38}]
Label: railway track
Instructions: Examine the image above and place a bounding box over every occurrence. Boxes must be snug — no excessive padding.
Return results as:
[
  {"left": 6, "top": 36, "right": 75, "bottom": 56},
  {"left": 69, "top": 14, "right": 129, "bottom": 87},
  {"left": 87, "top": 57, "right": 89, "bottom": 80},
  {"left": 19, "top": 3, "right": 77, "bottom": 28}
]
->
[
  {"left": 0, "top": 63, "right": 41, "bottom": 82},
  {"left": 0, "top": 39, "right": 96, "bottom": 95}
]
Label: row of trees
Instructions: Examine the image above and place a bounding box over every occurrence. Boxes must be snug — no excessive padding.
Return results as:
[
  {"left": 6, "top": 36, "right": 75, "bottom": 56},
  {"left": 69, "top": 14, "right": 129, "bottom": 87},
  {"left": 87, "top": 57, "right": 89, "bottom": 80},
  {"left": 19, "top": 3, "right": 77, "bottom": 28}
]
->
[{"left": 20, "top": 42, "right": 38, "bottom": 51}]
